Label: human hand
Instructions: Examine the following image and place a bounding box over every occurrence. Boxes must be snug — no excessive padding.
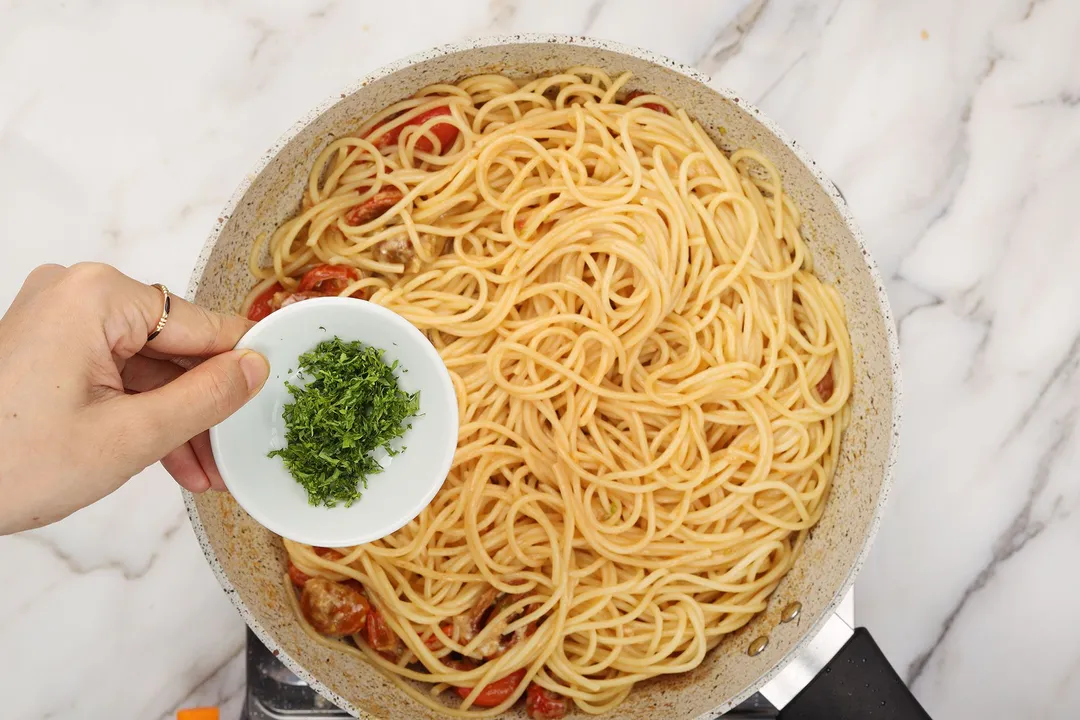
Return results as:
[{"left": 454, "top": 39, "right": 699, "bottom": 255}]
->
[{"left": 0, "top": 263, "right": 269, "bottom": 534}]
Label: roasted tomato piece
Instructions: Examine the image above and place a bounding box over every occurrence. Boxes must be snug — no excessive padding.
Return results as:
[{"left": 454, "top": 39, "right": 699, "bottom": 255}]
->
[
  {"left": 345, "top": 188, "right": 404, "bottom": 226},
  {"left": 288, "top": 548, "right": 344, "bottom": 587},
  {"left": 423, "top": 622, "right": 456, "bottom": 651},
  {"left": 297, "top": 264, "right": 361, "bottom": 295},
  {"left": 246, "top": 282, "right": 284, "bottom": 321},
  {"left": 817, "top": 366, "right": 834, "bottom": 401},
  {"left": 299, "top": 577, "right": 369, "bottom": 637},
  {"left": 454, "top": 667, "right": 527, "bottom": 708},
  {"left": 369, "top": 106, "right": 458, "bottom": 153},
  {"left": 365, "top": 605, "right": 404, "bottom": 660},
  {"left": 526, "top": 683, "right": 569, "bottom": 719}
]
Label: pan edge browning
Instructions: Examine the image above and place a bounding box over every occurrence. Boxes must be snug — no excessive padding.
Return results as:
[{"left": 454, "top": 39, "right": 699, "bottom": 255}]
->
[{"left": 186, "top": 35, "right": 900, "bottom": 720}]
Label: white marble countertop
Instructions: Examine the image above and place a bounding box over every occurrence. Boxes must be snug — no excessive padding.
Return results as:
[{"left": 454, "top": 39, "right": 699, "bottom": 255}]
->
[{"left": 3, "top": 1, "right": 1079, "bottom": 718}]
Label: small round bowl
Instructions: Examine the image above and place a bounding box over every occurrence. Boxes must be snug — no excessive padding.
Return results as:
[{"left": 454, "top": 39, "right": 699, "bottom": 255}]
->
[{"left": 210, "top": 296, "right": 458, "bottom": 547}]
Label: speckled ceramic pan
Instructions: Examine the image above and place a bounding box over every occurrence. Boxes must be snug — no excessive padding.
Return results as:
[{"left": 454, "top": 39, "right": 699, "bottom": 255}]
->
[{"left": 185, "top": 35, "right": 911, "bottom": 720}]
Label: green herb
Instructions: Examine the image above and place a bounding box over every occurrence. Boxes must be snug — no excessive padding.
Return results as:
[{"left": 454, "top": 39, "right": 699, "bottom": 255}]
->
[{"left": 269, "top": 337, "right": 419, "bottom": 507}]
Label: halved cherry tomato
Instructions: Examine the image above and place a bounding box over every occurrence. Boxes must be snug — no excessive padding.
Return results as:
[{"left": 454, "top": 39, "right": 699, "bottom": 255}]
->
[
  {"left": 365, "top": 605, "right": 402, "bottom": 657},
  {"left": 288, "top": 563, "right": 312, "bottom": 587},
  {"left": 624, "top": 90, "right": 670, "bottom": 115},
  {"left": 277, "top": 291, "right": 325, "bottom": 311},
  {"left": 247, "top": 282, "right": 284, "bottom": 321},
  {"left": 487, "top": 617, "right": 538, "bottom": 660},
  {"left": 246, "top": 270, "right": 367, "bottom": 321},
  {"left": 369, "top": 106, "right": 458, "bottom": 154},
  {"left": 299, "top": 578, "right": 370, "bottom": 637},
  {"left": 342, "top": 579, "right": 366, "bottom": 595},
  {"left": 443, "top": 657, "right": 475, "bottom": 672},
  {"left": 345, "top": 188, "right": 404, "bottom": 226},
  {"left": 526, "top": 683, "right": 569, "bottom": 719},
  {"left": 467, "top": 587, "right": 500, "bottom": 626},
  {"left": 288, "top": 548, "right": 345, "bottom": 587},
  {"left": 817, "top": 366, "right": 834, "bottom": 401},
  {"left": 423, "top": 622, "right": 456, "bottom": 650},
  {"left": 454, "top": 667, "right": 527, "bottom": 708},
  {"left": 477, "top": 591, "right": 539, "bottom": 659},
  {"left": 297, "top": 265, "right": 361, "bottom": 295}
]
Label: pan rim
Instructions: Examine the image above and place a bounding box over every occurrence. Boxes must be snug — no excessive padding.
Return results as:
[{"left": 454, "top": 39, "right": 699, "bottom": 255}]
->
[{"left": 184, "top": 32, "right": 903, "bottom": 719}]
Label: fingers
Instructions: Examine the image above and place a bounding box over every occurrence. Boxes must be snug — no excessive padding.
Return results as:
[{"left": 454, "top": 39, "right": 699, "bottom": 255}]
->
[
  {"left": 114, "top": 349, "right": 269, "bottom": 469},
  {"left": 189, "top": 431, "right": 226, "bottom": 491},
  {"left": 161, "top": 442, "right": 211, "bottom": 492},
  {"left": 130, "top": 373, "right": 228, "bottom": 492},
  {"left": 143, "top": 293, "right": 254, "bottom": 358},
  {"left": 60, "top": 262, "right": 252, "bottom": 359}
]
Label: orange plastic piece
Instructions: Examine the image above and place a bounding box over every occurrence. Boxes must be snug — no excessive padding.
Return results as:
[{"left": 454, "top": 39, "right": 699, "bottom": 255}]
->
[{"left": 177, "top": 709, "right": 219, "bottom": 720}]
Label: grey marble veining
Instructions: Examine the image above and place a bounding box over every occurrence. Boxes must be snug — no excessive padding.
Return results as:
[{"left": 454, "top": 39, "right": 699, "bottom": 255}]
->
[{"left": 1, "top": 1, "right": 1078, "bottom": 718}]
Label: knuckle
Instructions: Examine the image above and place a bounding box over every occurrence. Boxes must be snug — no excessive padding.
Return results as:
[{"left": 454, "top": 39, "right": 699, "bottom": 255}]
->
[
  {"left": 67, "top": 261, "right": 117, "bottom": 284},
  {"left": 194, "top": 304, "right": 227, "bottom": 355},
  {"left": 17, "top": 263, "right": 67, "bottom": 300},
  {"left": 62, "top": 263, "right": 122, "bottom": 301},
  {"left": 27, "top": 263, "right": 65, "bottom": 281}
]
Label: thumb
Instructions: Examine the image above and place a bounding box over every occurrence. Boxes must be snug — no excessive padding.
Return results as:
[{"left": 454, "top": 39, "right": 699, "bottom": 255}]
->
[{"left": 118, "top": 349, "right": 270, "bottom": 467}]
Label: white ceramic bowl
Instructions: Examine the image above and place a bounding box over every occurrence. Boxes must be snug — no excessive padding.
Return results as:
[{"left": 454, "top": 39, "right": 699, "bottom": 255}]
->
[{"left": 210, "top": 296, "right": 458, "bottom": 547}]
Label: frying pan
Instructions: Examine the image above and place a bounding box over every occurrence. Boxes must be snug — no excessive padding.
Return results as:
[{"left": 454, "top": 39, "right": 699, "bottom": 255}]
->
[{"left": 185, "top": 35, "right": 918, "bottom": 720}]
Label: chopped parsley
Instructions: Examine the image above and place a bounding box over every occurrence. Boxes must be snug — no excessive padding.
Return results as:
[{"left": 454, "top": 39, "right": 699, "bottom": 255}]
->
[{"left": 269, "top": 337, "right": 419, "bottom": 507}]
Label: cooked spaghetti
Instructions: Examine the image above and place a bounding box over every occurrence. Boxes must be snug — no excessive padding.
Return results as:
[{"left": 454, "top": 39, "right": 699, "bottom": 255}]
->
[{"left": 243, "top": 68, "right": 853, "bottom": 718}]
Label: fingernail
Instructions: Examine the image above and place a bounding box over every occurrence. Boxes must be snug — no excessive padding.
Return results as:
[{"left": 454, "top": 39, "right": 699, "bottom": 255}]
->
[{"left": 239, "top": 350, "right": 270, "bottom": 393}]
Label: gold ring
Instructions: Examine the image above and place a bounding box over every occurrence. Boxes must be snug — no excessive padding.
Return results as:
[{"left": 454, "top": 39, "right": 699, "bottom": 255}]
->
[{"left": 147, "top": 283, "right": 171, "bottom": 342}]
